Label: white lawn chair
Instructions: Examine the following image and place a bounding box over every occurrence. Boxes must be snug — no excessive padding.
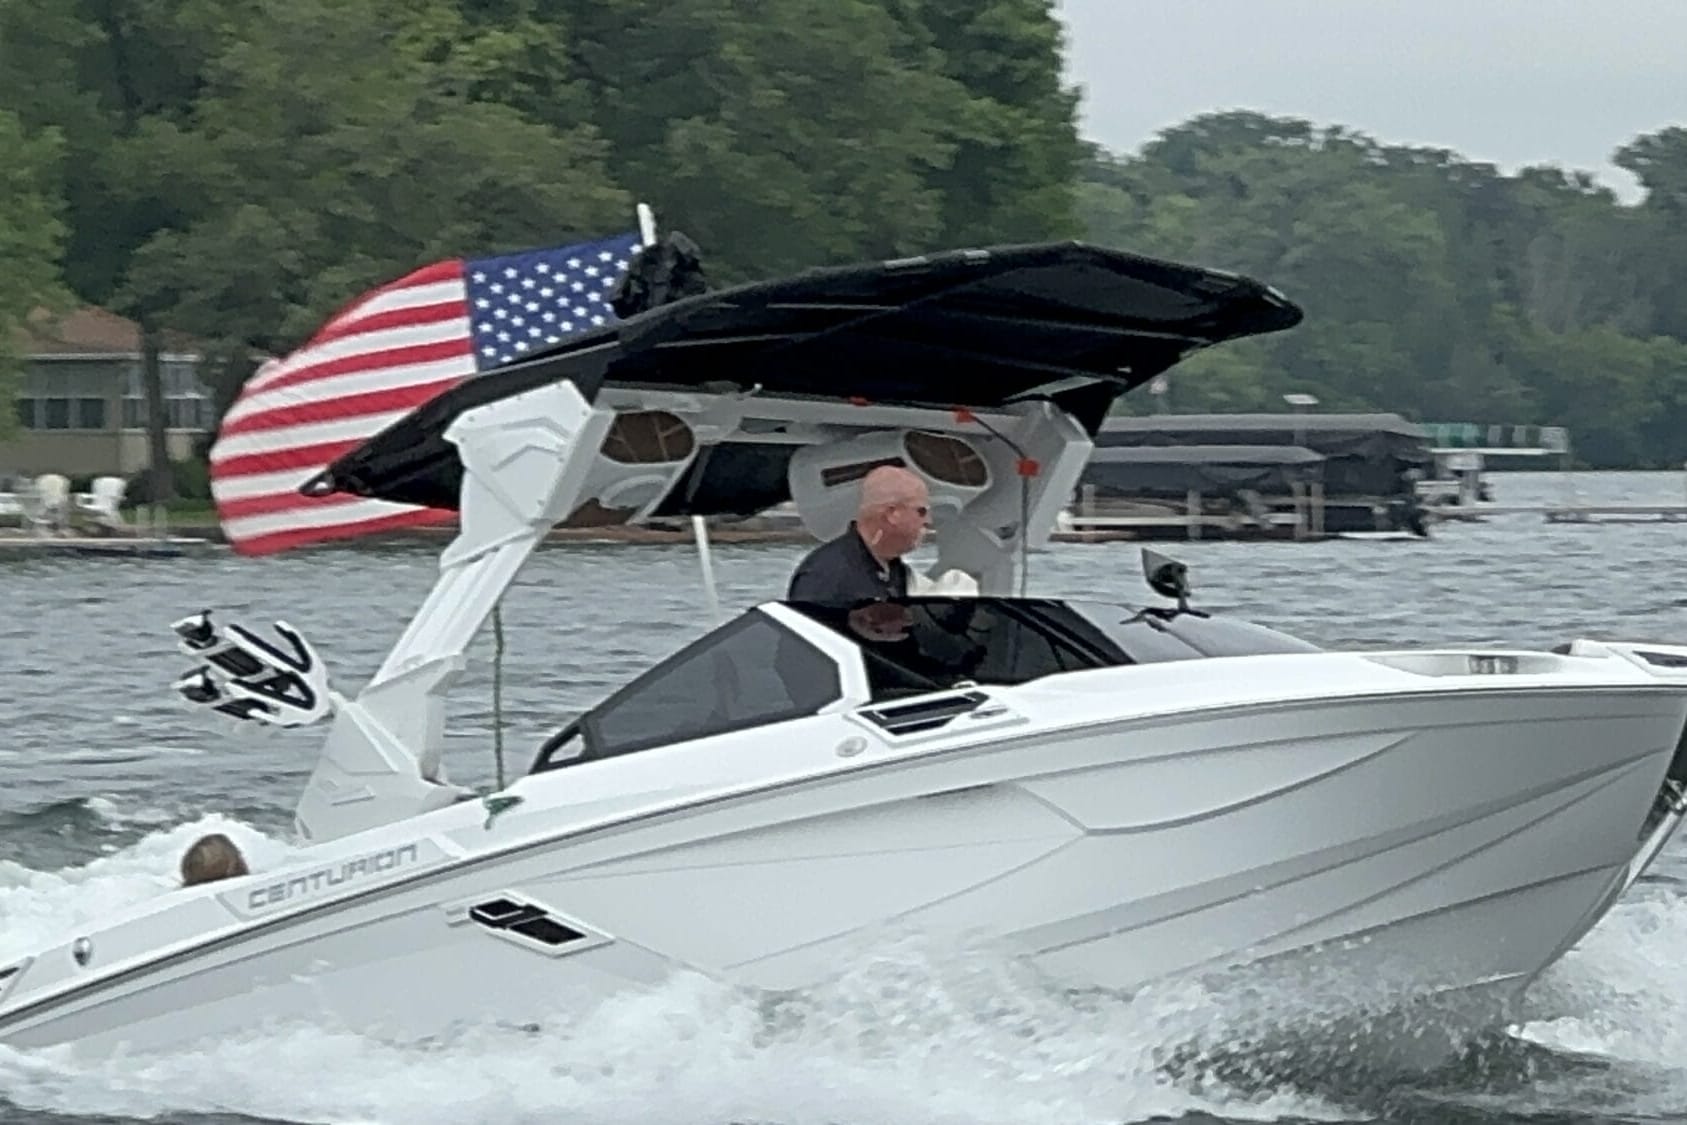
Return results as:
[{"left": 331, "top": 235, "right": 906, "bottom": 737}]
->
[
  {"left": 32, "top": 473, "right": 70, "bottom": 535},
  {"left": 10, "top": 478, "right": 44, "bottom": 535},
  {"left": 73, "top": 475, "right": 129, "bottom": 533}
]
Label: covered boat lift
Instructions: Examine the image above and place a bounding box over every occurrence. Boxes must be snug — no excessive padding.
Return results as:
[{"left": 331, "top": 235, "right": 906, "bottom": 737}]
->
[{"left": 1077, "top": 414, "right": 1432, "bottom": 537}]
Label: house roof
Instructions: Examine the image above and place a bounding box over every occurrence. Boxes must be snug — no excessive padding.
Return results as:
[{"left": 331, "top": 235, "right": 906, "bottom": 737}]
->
[{"left": 18, "top": 306, "right": 202, "bottom": 358}]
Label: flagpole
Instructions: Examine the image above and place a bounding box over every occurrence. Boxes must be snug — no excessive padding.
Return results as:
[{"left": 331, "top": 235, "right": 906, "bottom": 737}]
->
[{"left": 636, "top": 202, "right": 724, "bottom": 624}]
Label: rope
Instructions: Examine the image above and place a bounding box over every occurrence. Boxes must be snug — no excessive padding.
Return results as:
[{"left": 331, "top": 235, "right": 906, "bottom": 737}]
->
[{"left": 491, "top": 601, "right": 507, "bottom": 790}]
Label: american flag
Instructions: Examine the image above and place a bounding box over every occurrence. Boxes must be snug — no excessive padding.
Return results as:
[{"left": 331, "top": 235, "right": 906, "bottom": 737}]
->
[{"left": 209, "top": 231, "right": 642, "bottom": 555}]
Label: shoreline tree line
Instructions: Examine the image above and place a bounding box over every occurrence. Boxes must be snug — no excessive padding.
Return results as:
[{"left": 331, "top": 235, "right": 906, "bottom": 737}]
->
[{"left": 0, "top": 0, "right": 1682, "bottom": 489}]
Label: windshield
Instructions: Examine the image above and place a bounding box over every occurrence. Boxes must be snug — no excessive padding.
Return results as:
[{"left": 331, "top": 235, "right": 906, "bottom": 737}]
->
[
  {"left": 532, "top": 598, "right": 1322, "bottom": 771},
  {"left": 786, "top": 597, "right": 1318, "bottom": 699},
  {"left": 530, "top": 610, "right": 844, "bottom": 772}
]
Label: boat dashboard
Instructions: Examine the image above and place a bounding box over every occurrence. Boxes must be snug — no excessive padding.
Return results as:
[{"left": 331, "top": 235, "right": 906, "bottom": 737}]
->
[{"left": 529, "top": 597, "right": 1318, "bottom": 775}]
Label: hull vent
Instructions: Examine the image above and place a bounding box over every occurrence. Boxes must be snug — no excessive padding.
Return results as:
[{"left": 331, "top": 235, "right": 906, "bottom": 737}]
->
[
  {"left": 858, "top": 690, "right": 987, "bottom": 735},
  {"left": 469, "top": 897, "right": 587, "bottom": 948}
]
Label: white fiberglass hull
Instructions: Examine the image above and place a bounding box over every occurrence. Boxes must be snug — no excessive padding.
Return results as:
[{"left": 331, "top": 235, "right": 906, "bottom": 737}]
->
[{"left": 3, "top": 663, "right": 1683, "bottom": 1061}]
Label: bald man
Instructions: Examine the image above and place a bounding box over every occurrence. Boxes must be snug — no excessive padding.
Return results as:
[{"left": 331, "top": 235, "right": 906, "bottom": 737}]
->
[{"left": 788, "top": 465, "right": 931, "bottom": 605}]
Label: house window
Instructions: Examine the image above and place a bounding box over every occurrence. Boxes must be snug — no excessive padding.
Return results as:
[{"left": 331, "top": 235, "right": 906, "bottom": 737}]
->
[
  {"left": 20, "top": 360, "right": 114, "bottom": 431},
  {"left": 122, "top": 357, "right": 210, "bottom": 431}
]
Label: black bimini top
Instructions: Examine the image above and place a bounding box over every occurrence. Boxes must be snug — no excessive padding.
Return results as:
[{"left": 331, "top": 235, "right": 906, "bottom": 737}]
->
[{"left": 311, "top": 241, "right": 1304, "bottom": 513}]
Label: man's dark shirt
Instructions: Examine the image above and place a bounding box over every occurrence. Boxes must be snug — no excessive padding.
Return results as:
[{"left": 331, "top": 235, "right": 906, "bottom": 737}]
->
[{"left": 787, "top": 522, "right": 908, "bottom": 605}]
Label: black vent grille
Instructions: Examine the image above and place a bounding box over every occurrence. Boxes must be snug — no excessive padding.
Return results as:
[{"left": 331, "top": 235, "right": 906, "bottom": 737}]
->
[
  {"left": 859, "top": 691, "right": 987, "bottom": 735},
  {"left": 468, "top": 897, "right": 587, "bottom": 948}
]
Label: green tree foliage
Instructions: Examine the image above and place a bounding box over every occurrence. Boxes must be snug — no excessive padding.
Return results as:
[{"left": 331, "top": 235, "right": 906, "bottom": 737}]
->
[
  {"left": 895, "top": 0, "right": 1083, "bottom": 243},
  {"left": 0, "top": 110, "right": 67, "bottom": 437},
  {"left": 125, "top": 0, "right": 630, "bottom": 353},
  {"left": 1080, "top": 112, "right": 1687, "bottom": 466},
  {"left": 3, "top": 4, "right": 1682, "bottom": 469},
  {"left": 0, "top": 0, "right": 1079, "bottom": 364},
  {"left": 0, "top": 0, "right": 217, "bottom": 490},
  {"left": 565, "top": 0, "right": 962, "bottom": 280}
]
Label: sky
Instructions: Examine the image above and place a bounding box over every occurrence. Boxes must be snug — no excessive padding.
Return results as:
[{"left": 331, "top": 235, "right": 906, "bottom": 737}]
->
[{"left": 1055, "top": 0, "right": 1685, "bottom": 202}]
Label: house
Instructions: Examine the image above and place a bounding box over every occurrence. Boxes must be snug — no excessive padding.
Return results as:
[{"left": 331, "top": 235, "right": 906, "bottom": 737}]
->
[{"left": 3, "top": 307, "right": 214, "bottom": 478}]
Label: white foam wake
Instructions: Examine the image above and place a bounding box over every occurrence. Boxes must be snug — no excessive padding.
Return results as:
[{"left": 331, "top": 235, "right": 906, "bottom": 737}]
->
[{"left": 0, "top": 814, "right": 295, "bottom": 964}]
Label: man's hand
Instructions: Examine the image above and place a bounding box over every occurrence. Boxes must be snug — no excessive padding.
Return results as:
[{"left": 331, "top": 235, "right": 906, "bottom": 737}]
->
[{"left": 848, "top": 602, "right": 913, "bottom": 642}]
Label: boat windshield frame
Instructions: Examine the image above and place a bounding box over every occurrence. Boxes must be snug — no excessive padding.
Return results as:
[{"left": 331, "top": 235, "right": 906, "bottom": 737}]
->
[{"left": 530, "top": 597, "right": 1320, "bottom": 774}]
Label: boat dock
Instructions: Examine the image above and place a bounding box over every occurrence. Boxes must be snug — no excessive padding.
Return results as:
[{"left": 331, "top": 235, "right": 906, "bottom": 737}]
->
[
  {"left": 1436, "top": 503, "right": 1687, "bottom": 524},
  {"left": 1418, "top": 423, "right": 1687, "bottom": 525},
  {"left": 0, "top": 534, "right": 222, "bottom": 558}
]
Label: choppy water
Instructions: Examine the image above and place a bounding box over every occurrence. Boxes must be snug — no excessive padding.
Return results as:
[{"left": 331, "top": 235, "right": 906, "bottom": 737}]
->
[{"left": 5, "top": 470, "right": 1687, "bottom": 1125}]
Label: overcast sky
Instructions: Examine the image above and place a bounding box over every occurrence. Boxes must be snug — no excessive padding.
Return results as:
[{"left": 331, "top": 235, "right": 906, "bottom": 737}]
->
[{"left": 1056, "top": 0, "right": 1685, "bottom": 202}]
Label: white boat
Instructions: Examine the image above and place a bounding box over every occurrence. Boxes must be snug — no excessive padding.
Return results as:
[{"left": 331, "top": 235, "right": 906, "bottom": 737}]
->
[{"left": 3, "top": 242, "right": 1685, "bottom": 1066}]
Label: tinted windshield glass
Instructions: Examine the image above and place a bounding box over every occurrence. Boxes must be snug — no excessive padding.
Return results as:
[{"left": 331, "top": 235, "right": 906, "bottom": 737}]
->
[
  {"left": 788, "top": 598, "right": 1318, "bottom": 698},
  {"left": 583, "top": 611, "right": 841, "bottom": 759}
]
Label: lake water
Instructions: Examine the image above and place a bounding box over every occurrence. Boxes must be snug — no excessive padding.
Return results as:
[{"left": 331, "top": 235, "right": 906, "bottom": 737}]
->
[{"left": 4, "top": 470, "right": 1687, "bottom": 1125}]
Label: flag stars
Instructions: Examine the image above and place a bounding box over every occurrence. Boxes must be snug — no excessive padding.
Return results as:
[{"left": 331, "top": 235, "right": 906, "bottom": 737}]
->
[{"left": 466, "top": 237, "right": 637, "bottom": 369}]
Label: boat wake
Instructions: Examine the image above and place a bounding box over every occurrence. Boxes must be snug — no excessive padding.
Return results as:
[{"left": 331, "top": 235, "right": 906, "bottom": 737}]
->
[{"left": 2, "top": 818, "right": 1686, "bottom": 1125}]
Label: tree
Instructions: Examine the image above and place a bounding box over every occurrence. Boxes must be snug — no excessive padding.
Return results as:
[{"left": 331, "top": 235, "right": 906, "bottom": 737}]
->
[
  {"left": 898, "top": 0, "right": 1083, "bottom": 244},
  {"left": 1077, "top": 111, "right": 1687, "bottom": 465},
  {"left": 0, "top": 0, "right": 215, "bottom": 496},
  {"left": 123, "top": 0, "right": 631, "bottom": 361},
  {"left": 0, "top": 111, "right": 67, "bottom": 438},
  {"left": 564, "top": 0, "right": 961, "bottom": 281},
  {"left": 1616, "top": 128, "right": 1687, "bottom": 342}
]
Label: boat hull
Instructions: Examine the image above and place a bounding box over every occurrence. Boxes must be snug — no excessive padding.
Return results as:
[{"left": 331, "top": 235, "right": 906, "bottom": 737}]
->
[{"left": 3, "top": 683, "right": 1683, "bottom": 1063}]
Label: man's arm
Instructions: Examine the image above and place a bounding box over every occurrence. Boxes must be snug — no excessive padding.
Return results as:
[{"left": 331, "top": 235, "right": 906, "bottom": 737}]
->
[{"left": 787, "top": 557, "right": 820, "bottom": 600}]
